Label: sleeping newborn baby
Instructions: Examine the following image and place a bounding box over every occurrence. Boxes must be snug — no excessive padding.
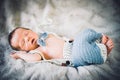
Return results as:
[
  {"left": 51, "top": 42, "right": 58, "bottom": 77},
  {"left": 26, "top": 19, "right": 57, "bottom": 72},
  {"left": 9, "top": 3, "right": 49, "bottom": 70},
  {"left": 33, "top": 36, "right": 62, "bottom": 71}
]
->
[{"left": 8, "top": 27, "right": 114, "bottom": 67}]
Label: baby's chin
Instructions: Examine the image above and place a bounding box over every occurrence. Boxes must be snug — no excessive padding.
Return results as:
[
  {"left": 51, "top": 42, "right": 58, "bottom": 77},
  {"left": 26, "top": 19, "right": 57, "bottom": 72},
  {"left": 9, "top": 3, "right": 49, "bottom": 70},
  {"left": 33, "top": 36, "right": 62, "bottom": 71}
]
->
[{"left": 31, "top": 45, "right": 39, "bottom": 50}]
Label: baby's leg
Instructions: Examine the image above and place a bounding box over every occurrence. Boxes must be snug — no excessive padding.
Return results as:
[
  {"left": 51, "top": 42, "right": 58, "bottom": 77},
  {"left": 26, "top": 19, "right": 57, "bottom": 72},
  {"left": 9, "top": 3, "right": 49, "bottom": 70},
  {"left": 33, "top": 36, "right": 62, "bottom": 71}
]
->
[{"left": 101, "top": 35, "right": 114, "bottom": 55}]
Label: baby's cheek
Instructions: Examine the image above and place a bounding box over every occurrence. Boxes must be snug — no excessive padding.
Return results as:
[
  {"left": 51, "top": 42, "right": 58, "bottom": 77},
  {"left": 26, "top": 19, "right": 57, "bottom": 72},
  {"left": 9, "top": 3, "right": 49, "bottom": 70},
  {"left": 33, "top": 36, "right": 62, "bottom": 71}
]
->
[{"left": 30, "top": 45, "right": 36, "bottom": 50}]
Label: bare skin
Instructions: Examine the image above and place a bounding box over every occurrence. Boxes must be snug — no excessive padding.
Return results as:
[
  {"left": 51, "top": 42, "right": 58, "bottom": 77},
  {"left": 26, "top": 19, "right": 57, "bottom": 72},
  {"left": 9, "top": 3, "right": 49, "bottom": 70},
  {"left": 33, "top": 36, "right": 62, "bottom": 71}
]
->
[
  {"left": 102, "top": 35, "right": 114, "bottom": 55},
  {"left": 10, "top": 28, "right": 114, "bottom": 62}
]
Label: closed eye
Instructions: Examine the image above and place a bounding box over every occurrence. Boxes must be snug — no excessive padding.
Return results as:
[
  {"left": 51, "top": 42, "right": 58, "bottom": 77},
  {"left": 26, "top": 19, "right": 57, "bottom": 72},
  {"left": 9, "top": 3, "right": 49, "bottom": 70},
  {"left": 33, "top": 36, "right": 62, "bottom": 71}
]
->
[{"left": 24, "top": 31, "right": 29, "bottom": 36}]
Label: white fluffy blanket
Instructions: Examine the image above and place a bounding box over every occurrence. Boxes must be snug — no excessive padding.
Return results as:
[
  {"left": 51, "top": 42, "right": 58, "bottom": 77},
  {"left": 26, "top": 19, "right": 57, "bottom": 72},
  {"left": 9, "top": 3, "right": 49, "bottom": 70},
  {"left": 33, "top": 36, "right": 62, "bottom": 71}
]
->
[{"left": 0, "top": 0, "right": 120, "bottom": 80}]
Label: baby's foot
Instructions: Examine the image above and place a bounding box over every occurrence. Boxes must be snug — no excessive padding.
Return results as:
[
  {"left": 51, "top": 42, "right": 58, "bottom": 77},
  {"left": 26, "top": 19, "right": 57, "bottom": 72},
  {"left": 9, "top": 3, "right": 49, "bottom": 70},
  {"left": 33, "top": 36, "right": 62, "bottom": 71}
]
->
[
  {"left": 101, "top": 35, "right": 114, "bottom": 55},
  {"left": 101, "top": 34, "right": 109, "bottom": 44},
  {"left": 106, "top": 39, "right": 114, "bottom": 55}
]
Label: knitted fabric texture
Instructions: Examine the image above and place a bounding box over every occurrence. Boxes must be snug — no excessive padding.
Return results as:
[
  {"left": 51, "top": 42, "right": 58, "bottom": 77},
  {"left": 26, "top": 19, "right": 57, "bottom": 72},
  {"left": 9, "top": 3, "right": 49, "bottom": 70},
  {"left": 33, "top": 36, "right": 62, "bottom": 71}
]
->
[
  {"left": 63, "top": 41, "right": 73, "bottom": 60},
  {"left": 71, "top": 28, "right": 104, "bottom": 67}
]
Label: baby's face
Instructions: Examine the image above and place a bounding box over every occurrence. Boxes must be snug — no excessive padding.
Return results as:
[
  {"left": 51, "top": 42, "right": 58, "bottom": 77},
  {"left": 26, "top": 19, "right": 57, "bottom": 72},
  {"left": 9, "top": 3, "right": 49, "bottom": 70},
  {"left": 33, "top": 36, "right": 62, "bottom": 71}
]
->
[{"left": 11, "top": 28, "right": 39, "bottom": 51}]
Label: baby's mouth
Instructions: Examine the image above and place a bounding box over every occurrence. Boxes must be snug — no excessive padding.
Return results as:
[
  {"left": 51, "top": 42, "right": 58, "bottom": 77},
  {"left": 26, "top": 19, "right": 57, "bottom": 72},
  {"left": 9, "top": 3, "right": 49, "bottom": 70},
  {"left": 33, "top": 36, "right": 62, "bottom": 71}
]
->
[{"left": 31, "top": 39, "right": 35, "bottom": 44}]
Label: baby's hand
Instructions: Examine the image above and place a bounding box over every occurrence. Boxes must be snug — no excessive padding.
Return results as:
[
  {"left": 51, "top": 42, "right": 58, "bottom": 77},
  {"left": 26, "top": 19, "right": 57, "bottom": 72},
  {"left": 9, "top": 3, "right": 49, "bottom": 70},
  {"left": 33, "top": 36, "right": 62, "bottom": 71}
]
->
[
  {"left": 10, "top": 52, "right": 19, "bottom": 59},
  {"left": 10, "top": 51, "right": 26, "bottom": 59}
]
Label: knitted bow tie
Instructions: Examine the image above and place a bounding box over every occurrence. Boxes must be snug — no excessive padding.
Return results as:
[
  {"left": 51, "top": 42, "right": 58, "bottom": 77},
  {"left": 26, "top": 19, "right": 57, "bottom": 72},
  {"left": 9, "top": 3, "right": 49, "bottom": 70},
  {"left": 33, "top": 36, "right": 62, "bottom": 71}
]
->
[{"left": 37, "top": 32, "right": 48, "bottom": 46}]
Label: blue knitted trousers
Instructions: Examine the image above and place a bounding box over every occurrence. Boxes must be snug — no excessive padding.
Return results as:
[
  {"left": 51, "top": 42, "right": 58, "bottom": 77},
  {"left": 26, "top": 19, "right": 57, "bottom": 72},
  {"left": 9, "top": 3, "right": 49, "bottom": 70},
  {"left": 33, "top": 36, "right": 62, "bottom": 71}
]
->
[{"left": 71, "top": 28, "right": 104, "bottom": 67}]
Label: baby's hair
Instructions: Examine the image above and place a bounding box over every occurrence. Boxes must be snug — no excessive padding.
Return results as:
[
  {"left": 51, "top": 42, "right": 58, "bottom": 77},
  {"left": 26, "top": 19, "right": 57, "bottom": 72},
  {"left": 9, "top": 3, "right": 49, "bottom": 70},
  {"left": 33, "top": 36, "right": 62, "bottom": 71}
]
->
[{"left": 8, "top": 27, "right": 30, "bottom": 50}]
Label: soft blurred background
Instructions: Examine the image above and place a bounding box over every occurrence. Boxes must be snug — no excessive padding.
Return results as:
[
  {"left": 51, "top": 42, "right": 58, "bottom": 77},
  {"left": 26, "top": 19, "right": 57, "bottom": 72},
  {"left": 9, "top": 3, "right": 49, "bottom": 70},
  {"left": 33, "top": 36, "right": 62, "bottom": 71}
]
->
[{"left": 0, "top": 0, "right": 120, "bottom": 80}]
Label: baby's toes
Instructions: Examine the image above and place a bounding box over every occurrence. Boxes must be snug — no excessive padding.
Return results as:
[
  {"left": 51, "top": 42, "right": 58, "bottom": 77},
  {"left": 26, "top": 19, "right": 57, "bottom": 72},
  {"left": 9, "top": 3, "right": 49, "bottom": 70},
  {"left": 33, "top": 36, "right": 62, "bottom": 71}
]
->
[
  {"left": 102, "top": 35, "right": 109, "bottom": 44},
  {"left": 107, "top": 39, "right": 114, "bottom": 47},
  {"left": 106, "top": 39, "right": 114, "bottom": 54}
]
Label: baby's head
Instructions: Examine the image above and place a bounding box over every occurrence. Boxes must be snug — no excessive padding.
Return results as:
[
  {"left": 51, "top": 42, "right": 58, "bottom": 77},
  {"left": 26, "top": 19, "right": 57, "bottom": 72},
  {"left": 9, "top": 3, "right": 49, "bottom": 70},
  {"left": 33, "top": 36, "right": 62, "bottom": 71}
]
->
[{"left": 8, "top": 27, "right": 39, "bottom": 51}]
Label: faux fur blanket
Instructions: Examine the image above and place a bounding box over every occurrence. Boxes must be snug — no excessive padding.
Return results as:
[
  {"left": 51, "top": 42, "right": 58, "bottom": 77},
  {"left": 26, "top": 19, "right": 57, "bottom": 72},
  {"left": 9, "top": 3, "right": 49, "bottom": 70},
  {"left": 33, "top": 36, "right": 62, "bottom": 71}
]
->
[{"left": 0, "top": 0, "right": 120, "bottom": 80}]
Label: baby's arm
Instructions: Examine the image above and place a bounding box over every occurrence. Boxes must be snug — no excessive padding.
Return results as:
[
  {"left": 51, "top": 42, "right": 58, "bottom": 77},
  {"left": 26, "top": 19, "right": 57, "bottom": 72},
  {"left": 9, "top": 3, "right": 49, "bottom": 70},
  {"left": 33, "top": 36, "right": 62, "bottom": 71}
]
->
[{"left": 10, "top": 51, "right": 42, "bottom": 62}]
